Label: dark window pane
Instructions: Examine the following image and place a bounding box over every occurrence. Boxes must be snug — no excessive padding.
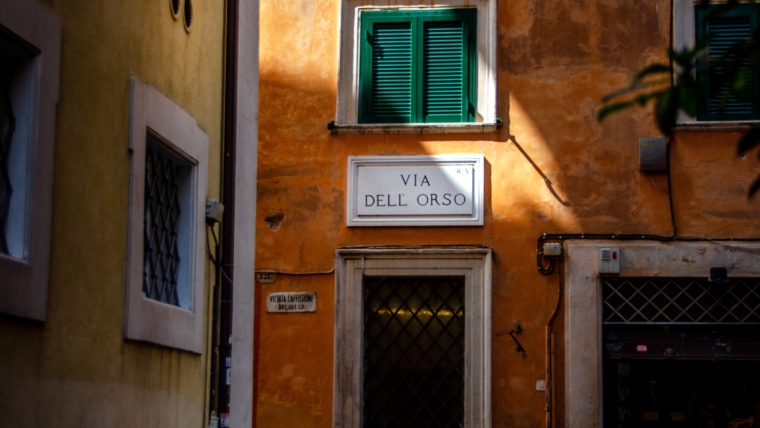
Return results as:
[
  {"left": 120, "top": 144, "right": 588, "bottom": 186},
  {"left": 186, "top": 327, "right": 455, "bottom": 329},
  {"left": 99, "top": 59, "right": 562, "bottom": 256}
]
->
[{"left": 363, "top": 276, "right": 465, "bottom": 428}]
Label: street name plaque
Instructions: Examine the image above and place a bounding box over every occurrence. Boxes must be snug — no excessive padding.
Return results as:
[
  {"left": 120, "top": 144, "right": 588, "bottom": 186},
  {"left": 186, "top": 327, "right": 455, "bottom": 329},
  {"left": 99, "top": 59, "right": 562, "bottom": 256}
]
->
[
  {"left": 347, "top": 155, "right": 484, "bottom": 226},
  {"left": 266, "top": 292, "right": 317, "bottom": 313}
]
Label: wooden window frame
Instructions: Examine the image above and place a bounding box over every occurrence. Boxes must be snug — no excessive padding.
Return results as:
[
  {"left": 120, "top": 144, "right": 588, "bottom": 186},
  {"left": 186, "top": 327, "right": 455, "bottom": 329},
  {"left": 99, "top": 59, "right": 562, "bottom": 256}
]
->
[{"left": 358, "top": 8, "right": 477, "bottom": 124}]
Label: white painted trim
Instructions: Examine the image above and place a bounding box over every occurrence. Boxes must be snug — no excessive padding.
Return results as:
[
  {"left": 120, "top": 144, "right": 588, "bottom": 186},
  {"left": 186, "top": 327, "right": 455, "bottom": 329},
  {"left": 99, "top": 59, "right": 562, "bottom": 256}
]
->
[
  {"left": 0, "top": 0, "right": 61, "bottom": 321},
  {"left": 229, "top": 0, "right": 259, "bottom": 425},
  {"left": 347, "top": 155, "right": 485, "bottom": 227},
  {"left": 335, "top": 0, "right": 497, "bottom": 126},
  {"left": 334, "top": 248, "right": 492, "bottom": 428},
  {"left": 125, "top": 77, "right": 208, "bottom": 353},
  {"left": 674, "top": 0, "right": 699, "bottom": 124},
  {"left": 564, "top": 240, "right": 760, "bottom": 428}
]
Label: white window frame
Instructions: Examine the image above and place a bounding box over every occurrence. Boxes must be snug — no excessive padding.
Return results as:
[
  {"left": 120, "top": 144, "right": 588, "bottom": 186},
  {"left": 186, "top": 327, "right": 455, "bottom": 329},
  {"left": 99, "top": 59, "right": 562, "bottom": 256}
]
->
[
  {"left": 333, "top": 0, "right": 497, "bottom": 134},
  {"left": 673, "top": 0, "right": 760, "bottom": 127},
  {"left": 0, "top": 0, "right": 61, "bottom": 321},
  {"left": 334, "top": 248, "right": 492, "bottom": 428},
  {"left": 563, "top": 240, "right": 760, "bottom": 427},
  {"left": 125, "top": 77, "right": 208, "bottom": 353}
]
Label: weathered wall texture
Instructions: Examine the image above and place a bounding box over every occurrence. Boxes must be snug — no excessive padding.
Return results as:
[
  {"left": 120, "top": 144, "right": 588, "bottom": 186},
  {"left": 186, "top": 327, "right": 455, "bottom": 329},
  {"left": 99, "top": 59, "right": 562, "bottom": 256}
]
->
[
  {"left": 0, "top": 0, "right": 224, "bottom": 426},
  {"left": 255, "top": 0, "right": 760, "bottom": 427}
]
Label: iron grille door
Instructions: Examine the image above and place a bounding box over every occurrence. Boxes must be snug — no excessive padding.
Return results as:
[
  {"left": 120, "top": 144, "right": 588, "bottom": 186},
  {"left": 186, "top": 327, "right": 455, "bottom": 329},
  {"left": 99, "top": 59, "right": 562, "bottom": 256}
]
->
[{"left": 362, "top": 276, "right": 465, "bottom": 428}]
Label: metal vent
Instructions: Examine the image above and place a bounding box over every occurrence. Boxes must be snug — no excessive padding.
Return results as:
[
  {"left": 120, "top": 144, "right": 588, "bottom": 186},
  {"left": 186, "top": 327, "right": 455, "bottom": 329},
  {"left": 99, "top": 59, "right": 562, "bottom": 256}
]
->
[
  {"left": 603, "top": 277, "right": 760, "bottom": 324},
  {"left": 0, "top": 58, "right": 16, "bottom": 254},
  {"left": 362, "top": 276, "right": 465, "bottom": 428},
  {"left": 142, "top": 136, "right": 184, "bottom": 306},
  {"left": 183, "top": 0, "right": 193, "bottom": 30},
  {"left": 170, "top": 0, "right": 180, "bottom": 18}
]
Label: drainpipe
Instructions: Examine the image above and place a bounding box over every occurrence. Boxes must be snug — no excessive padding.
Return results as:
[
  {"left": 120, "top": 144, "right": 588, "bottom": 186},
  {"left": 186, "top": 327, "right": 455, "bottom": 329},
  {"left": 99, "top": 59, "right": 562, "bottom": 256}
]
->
[
  {"left": 219, "top": 0, "right": 240, "bottom": 417},
  {"left": 545, "top": 269, "right": 562, "bottom": 428},
  {"left": 208, "top": 0, "right": 240, "bottom": 424}
]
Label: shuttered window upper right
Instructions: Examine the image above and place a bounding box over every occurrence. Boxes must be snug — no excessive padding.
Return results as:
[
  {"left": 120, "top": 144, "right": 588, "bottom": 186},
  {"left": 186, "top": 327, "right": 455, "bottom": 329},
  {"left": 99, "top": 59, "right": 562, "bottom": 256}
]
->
[
  {"left": 696, "top": 4, "right": 760, "bottom": 121},
  {"left": 358, "top": 9, "right": 477, "bottom": 124}
]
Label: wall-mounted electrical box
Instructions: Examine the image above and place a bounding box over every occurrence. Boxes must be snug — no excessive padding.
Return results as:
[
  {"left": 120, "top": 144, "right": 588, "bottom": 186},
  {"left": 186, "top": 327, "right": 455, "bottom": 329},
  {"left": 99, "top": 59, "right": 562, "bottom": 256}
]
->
[
  {"left": 599, "top": 247, "right": 620, "bottom": 274},
  {"left": 206, "top": 199, "right": 225, "bottom": 224},
  {"left": 543, "top": 242, "right": 562, "bottom": 256},
  {"left": 639, "top": 137, "right": 667, "bottom": 171}
]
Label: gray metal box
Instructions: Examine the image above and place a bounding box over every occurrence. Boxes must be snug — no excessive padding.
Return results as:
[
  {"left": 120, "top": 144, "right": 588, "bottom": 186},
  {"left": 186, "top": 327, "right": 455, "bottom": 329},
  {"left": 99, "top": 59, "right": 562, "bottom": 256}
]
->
[{"left": 639, "top": 137, "right": 667, "bottom": 171}]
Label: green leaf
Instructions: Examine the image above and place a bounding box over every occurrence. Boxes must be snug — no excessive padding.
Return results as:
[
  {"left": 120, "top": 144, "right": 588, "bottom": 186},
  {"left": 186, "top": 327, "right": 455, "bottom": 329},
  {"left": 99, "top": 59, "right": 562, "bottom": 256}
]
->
[
  {"left": 748, "top": 176, "right": 760, "bottom": 199},
  {"left": 634, "top": 63, "right": 671, "bottom": 82},
  {"left": 737, "top": 126, "right": 760, "bottom": 155},
  {"left": 654, "top": 87, "right": 678, "bottom": 135},
  {"left": 598, "top": 100, "right": 636, "bottom": 121},
  {"left": 676, "top": 71, "right": 701, "bottom": 117}
]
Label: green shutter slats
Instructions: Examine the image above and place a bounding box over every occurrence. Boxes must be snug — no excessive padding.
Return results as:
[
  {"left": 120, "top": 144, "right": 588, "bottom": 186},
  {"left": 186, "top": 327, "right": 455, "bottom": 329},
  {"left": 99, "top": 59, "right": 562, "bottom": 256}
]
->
[
  {"left": 371, "top": 23, "right": 413, "bottom": 122},
  {"left": 423, "top": 22, "right": 465, "bottom": 121},
  {"left": 707, "top": 16, "right": 753, "bottom": 119},
  {"left": 359, "top": 9, "right": 476, "bottom": 124}
]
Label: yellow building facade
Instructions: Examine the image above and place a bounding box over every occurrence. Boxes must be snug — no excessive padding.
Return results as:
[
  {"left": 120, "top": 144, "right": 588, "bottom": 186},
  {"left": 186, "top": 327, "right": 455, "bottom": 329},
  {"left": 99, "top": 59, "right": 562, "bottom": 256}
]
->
[{"left": 0, "top": 0, "right": 259, "bottom": 426}]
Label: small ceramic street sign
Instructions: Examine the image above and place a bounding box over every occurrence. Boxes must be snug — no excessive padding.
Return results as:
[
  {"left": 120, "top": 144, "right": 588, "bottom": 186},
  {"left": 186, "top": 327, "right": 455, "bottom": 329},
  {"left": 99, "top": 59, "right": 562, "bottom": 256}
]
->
[
  {"left": 266, "top": 292, "right": 317, "bottom": 313},
  {"left": 347, "top": 155, "right": 484, "bottom": 226}
]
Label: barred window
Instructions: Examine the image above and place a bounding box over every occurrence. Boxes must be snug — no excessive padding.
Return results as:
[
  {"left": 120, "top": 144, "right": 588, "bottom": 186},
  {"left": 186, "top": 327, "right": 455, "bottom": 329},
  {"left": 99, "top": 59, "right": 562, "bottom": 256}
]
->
[
  {"left": 0, "top": 30, "right": 36, "bottom": 260},
  {"left": 0, "top": 3, "right": 61, "bottom": 322},
  {"left": 142, "top": 134, "right": 191, "bottom": 307},
  {"left": 0, "top": 52, "right": 16, "bottom": 255},
  {"left": 125, "top": 78, "right": 208, "bottom": 353},
  {"left": 603, "top": 277, "right": 760, "bottom": 325}
]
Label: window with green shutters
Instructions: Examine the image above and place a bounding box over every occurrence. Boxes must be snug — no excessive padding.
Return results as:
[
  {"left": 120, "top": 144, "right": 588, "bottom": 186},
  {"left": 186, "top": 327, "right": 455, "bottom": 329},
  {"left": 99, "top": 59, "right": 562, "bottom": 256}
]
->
[
  {"left": 359, "top": 9, "right": 477, "bottom": 124},
  {"left": 696, "top": 4, "right": 760, "bottom": 121}
]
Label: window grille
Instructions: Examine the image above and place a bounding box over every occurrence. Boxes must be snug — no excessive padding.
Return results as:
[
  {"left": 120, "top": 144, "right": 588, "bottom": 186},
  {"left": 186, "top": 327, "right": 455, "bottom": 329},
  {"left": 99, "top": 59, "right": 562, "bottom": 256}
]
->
[
  {"left": 603, "top": 278, "right": 760, "bottom": 324},
  {"left": 0, "top": 58, "right": 16, "bottom": 254},
  {"left": 362, "top": 276, "right": 465, "bottom": 428},
  {"left": 142, "top": 136, "right": 184, "bottom": 306}
]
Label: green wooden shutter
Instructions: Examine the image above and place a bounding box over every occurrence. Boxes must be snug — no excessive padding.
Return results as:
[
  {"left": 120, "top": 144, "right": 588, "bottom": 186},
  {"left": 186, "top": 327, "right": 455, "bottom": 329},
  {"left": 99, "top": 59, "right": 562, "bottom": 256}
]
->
[
  {"left": 422, "top": 21, "right": 466, "bottom": 122},
  {"left": 698, "top": 5, "right": 759, "bottom": 121},
  {"left": 359, "top": 9, "right": 476, "bottom": 124},
  {"left": 367, "top": 22, "right": 414, "bottom": 123}
]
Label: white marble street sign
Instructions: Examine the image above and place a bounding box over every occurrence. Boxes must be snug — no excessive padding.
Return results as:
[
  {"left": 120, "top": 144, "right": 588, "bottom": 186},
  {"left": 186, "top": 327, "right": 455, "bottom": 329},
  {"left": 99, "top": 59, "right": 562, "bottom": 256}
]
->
[{"left": 347, "top": 155, "right": 484, "bottom": 226}]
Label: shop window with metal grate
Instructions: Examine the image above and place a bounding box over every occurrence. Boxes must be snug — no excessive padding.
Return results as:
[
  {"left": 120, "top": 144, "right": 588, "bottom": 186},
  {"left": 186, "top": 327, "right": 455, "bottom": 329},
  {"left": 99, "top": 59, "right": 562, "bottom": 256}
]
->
[
  {"left": 362, "top": 276, "right": 465, "bottom": 428},
  {"left": 142, "top": 134, "right": 189, "bottom": 307},
  {"left": 603, "top": 277, "right": 760, "bottom": 324}
]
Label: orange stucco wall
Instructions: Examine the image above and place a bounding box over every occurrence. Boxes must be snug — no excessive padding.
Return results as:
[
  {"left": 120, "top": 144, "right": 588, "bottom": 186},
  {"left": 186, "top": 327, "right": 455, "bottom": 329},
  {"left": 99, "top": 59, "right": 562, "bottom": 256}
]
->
[{"left": 255, "top": 1, "right": 760, "bottom": 427}]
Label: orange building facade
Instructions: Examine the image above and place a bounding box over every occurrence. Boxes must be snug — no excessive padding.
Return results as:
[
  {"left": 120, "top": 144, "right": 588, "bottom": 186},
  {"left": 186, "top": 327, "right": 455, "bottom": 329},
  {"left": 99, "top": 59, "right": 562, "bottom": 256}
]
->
[{"left": 255, "top": 1, "right": 760, "bottom": 427}]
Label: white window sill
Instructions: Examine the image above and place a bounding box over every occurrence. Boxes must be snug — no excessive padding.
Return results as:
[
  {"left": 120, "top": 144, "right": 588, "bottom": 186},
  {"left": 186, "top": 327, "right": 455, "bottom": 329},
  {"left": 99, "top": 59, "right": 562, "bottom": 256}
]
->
[
  {"left": 673, "top": 120, "right": 760, "bottom": 132},
  {"left": 329, "top": 121, "right": 501, "bottom": 135}
]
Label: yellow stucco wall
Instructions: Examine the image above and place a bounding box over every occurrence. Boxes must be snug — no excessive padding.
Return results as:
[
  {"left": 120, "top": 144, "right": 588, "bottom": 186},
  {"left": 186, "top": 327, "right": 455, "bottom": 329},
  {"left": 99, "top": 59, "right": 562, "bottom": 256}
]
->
[
  {"left": 0, "top": 0, "right": 224, "bottom": 426},
  {"left": 255, "top": 1, "right": 760, "bottom": 427}
]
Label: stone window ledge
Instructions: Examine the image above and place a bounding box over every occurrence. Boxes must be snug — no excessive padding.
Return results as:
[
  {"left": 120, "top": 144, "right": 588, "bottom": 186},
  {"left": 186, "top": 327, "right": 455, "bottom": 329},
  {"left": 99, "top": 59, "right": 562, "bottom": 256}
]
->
[
  {"left": 329, "top": 122, "right": 500, "bottom": 135},
  {"left": 672, "top": 121, "right": 760, "bottom": 132}
]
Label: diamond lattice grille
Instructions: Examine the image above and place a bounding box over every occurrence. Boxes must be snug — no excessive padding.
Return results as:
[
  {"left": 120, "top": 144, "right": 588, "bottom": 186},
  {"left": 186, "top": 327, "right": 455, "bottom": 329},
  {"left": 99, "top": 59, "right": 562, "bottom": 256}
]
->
[
  {"left": 142, "top": 139, "right": 183, "bottom": 306},
  {"left": 603, "top": 278, "right": 760, "bottom": 324},
  {"left": 0, "top": 57, "right": 16, "bottom": 254},
  {"left": 362, "top": 276, "right": 465, "bottom": 428}
]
